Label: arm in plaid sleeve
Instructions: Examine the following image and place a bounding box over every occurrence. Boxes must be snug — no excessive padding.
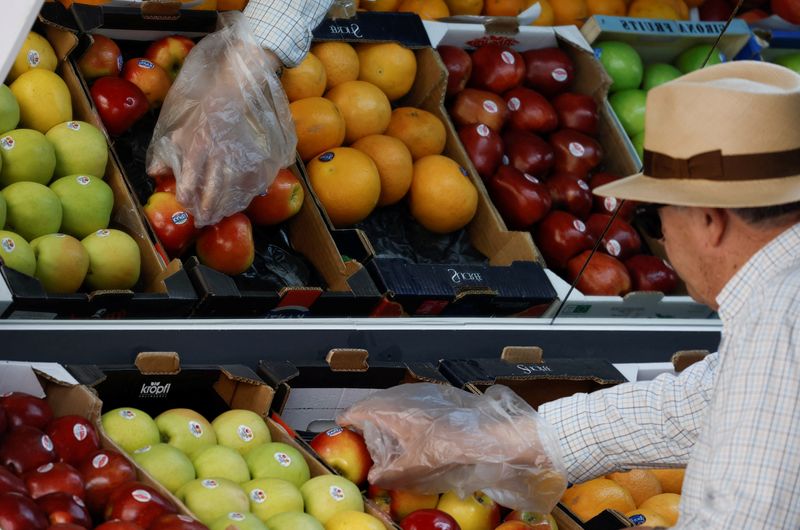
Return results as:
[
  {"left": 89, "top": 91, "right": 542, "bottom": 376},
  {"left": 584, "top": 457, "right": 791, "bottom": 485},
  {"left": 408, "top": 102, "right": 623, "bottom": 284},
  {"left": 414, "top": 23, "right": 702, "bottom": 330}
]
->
[{"left": 538, "top": 354, "right": 715, "bottom": 484}]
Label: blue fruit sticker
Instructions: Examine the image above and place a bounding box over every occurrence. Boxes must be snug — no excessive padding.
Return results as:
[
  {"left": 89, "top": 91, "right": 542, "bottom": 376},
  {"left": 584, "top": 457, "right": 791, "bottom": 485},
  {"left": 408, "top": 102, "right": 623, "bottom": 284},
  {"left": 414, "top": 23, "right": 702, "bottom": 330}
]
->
[
  {"left": 319, "top": 152, "right": 335, "bottom": 162},
  {"left": 138, "top": 59, "right": 155, "bottom": 69}
]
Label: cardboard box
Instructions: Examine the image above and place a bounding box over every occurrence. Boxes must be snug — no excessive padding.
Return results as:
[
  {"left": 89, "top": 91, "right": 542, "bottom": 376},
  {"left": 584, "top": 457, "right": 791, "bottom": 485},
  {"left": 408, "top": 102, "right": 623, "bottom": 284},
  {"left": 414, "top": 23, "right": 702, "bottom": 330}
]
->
[{"left": 614, "top": 348, "right": 710, "bottom": 381}]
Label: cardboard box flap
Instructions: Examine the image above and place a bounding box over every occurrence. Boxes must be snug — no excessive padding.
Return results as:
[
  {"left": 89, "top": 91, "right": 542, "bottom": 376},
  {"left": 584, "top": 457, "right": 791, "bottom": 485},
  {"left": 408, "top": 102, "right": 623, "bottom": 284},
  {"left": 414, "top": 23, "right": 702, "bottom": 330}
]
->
[
  {"left": 69, "top": 3, "right": 215, "bottom": 39},
  {"left": 0, "top": 362, "right": 79, "bottom": 397},
  {"left": 39, "top": 2, "right": 80, "bottom": 61},
  {"left": 326, "top": 349, "right": 369, "bottom": 372},
  {"left": 440, "top": 357, "right": 627, "bottom": 386},
  {"left": 135, "top": 352, "right": 181, "bottom": 375},
  {"left": 500, "top": 346, "right": 543, "bottom": 364},
  {"left": 258, "top": 360, "right": 301, "bottom": 387},
  {"left": 671, "top": 349, "right": 710, "bottom": 372},
  {"left": 312, "top": 11, "right": 431, "bottom": 48}
]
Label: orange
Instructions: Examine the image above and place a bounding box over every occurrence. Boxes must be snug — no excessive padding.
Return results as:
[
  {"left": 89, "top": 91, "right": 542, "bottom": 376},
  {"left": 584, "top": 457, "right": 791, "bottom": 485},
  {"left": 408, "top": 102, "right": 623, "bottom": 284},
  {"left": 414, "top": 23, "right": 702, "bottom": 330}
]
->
[
  {"left": 290, "top": 97, "right": 346, "bottom": 162},
  {"left": 356, "top": 42, "right": 418, "bottom": 101},
  {"left": 669, "top": 0, "right": 690, "bottom": 18},
  {"left": 606, "top": 470, "right": 662, "bottom": 507},
  {"left": 325, "top": 80, "right": 392, "bottom": 144},
  {"left": 385, "top": 107, "right": 447, "bottom": 160},
  {"left": 311, "top": 41, "right": 360, "bottom": 90},
  {"left": 397, "top": 0, "right": 450, "bottom": 19},
  {"left": 683, "top": 0, "right": 703, "bottom": 6},
  {"left": 360, "top": 0, "right": 401, "bottom": 9},
  {"left": 587, "top": 0, "right": 627, "bottom": 16},
  {"left": 446, "top": 0, "right": 484, "bottom": 15},
  {"left": 281, "top": 52, "right": 327, "bottom": 102},
  {"left": 551, "top": 0, "right": 588, "bottom": 26},
  {"left": 409, "top": 155, "right": 478, "bottom": 234},
  {"left": 528, "top": 0, "right": 555, "bottom": 25},
  {"left": 307, "top": 147, "right": 381, "bottom": 227},
  {"left": 649, "top": 468, "right": 685, "bottom": 494},
  {"left": 216, "top": 0, "right": 247, "bottom": 9},
  {"left": 624, "top": 507, "right": 671, "bottom": 527},
  {"left": 352, "top": 134, "right": 414, "bottom": 206},
  {"left": 484, "top": 0, "right": 523, "bottom": 15},
  {"left": 638, "top": 493, "right": 681, "bottom": 526},
  {"left": 627, "top": 0, "right": 680, "bottom": 19},
  {"left": 561, "top": 478, "right": 637, "bottom": 522}
]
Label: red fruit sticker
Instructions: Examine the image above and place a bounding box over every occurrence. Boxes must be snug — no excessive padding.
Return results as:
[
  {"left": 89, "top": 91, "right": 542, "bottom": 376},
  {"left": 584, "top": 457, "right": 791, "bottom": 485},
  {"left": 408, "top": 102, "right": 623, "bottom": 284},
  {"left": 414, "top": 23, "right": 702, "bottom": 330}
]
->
[
  {"left": 73, "top": 423, "right": 88, "bottom": 441},
  {"left": 96, "top": 229, "right": 111, "bottom": 238},
  {"left": 569, "top": 142, "right": 586, "bottom": 157},
  {"left": 202, "top": 479, "right": 218, "bottom": 489},
  {"left": 501, "top": 51, "right": 516, "bottom": 64},
  {"left": 250, "top": 488, "right": 267, "bottom": 504},
  {"left": 573, "top": 220, "right": 586, "bottom": 232},
  {"left": 76, "top": 176, "right": 91, "bottom": 186},
  {"left": 606, "top": 240, "right": 622, "bottom": 256},
  {"left": 477, "top": 124, "right": 490, "bottom": 137},
  {"left": 37, "top": 463, "right": 54, "bottom": 473},
  {"left": 42, "top": 435, "right": 54, "bottom": 452},
  {"left": 326, "top": 426, "right": 343, "bottom": 437},
  {"left": 131, "top": 489, "right": 152, "bottom": 503},
  {"left": 188, "top": 421, "right": 203, "bottom": 438},
  {"left": 604, "top": 197, "right": 618, "bottom": 212},
  {"left": 329, "top": 485, "right": 345, "bottom": 501},
  {"left": 274, "top": 452, "right": 292, "bottom": 467},
  {"left": 1, "top": 136, "right": 15, "bottom": 150},
  {"left": 1, "top": 238, "right": 15, "bottom": 253},
  {"left": 92, "top": 454, "right": 109, "bottom": 469},
  {"left": 552, "top": 68, "right": 568, "bottom": 82},
  {"left": 482, "top": 100, "right": 498, "bottom": 113},
  {"left": 238, "top": 425, "right": 254, "bottom": 442},
  {"left": 119, "top": 409, "right": 136, "bottom": 419},
  {"left": 507, "top": 97, "right": 521, "bottom": 111},
  {"left": 67, "top": 121, "right": 81, "bottom": 131}
]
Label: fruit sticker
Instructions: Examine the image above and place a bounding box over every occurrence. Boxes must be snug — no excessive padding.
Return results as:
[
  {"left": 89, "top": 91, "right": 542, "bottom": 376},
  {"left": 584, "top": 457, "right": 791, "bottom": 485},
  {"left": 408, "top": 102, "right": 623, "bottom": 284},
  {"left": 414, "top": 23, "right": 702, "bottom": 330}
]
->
[
  {"left": 606, "top": 240, "right": 622, "bottom": 257},
  {"left": 134, "top": 446, "right": 151, "bottom": 454},
  {"left": 1, "top": 238, "right": 15, "bottom": 253},
  {"left": 202, "top": 479, "right": 218, "bottom": 489},
  {"left": 188, "top": 421, "right": 203, "bottom": 438},
  {"left": 250, "top": 488, "right": 267, "bottom": 504},
  {"left": 119, "top": 409, "right": 136, "bottom": 419},
  {"left": 138, "top": 59, "right": 156, "bottom": 69},
  {"left": 1, "top": 136, "right": 15, "bottom": 150},
  {"left": 28, "top": 50, "right": 40, "bottom": 67},
  {"left": 318, "top": 152, "right": 335, "bottom": 162},
  {"left": 507, "top": 97, "right": 521, "bottom": 111},
  {"left": 274, "top": 452, "right": 292, "bottom": 467},
  {"left": 326, "top": 426, "right": 344, "bottom": 437},
  {"left": 502, "top": 155, "right": 509, "bottom": 165},
  {"left": 67, "top": 121, "right": 81, "bottom": 131},
  {"left": 629, "top": 514, "right": 646, "bottom": 525},
  {"left": 131, "top": 489, "right": 152, "bottom": 503},
  {"left": 329, "top": 485, "right": 346, "bottom": 501},
  {"left": 604, "top": 197, "right": 618, "bottom": 212},
  {"left": 237, "top": 425, "right": 254, "bottom": 442},
  {"left": 41, "top": 435, "right": 53, "bottom": 452},
  {"left": 37, "top": 463, "right": 54, "bottom": 473},
  {"left": 76, "top": 176, "right": 91, "bottom": 186},
  {"left": 552, "top": 68, "right": 568, "bottom": 82},
  {"left": 501, "top": 51, "right": 516, "bottom": 65},
  {"left": 73, "top": 423, "right": 88, "bottom": 441},
  {"left": 569, "top": 142, "right": 586, "bottom": 157},
  {"left": 477, "top": 124, "right": 490, "bottom": 137},
  {"left": 172, "top": 211, "right": 189, "bottom": 225},
  {"left": 92, "top": 454, "right": 109, "bottom": 469},
  {"left": 96, "top": 229, "right": 111, "bottom": 238},
  {"left": 573, "top": 220, "right": 586, "bottom": 232},
  {"left": 578, "top": 179, "right": 590, "bottom": 191},
  {"left": 228, "top": 513, "right": 246, "bottom": 521},
  {"left": 482, "top": 100, "right": 498, "bottom": 114}
]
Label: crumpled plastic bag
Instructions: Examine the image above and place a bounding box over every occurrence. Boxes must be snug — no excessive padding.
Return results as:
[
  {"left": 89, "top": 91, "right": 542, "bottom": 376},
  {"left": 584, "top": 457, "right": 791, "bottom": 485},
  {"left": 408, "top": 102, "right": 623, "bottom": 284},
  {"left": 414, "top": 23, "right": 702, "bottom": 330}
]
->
[
  {"left": 338, "top": 383, "right": 567, "bottom": 513},
  {"left": 146, "top": 11, "right": 296, "bottom": 227}
]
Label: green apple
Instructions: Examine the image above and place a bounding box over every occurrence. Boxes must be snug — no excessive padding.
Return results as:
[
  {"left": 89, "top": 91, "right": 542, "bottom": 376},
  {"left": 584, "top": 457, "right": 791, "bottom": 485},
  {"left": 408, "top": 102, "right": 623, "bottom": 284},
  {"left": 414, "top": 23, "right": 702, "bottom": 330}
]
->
[
  {"left": 594, "top": 41, "right": 643, "bottom": 92},
  {"left": 101, "top": 407, "right": 160, "bottom": 453},
  {"left": 30, "top": 233, "right": 88, "bottom": 293},
  {"left": 132, "top": 442, "right": 196, "bottom": 493},
  {"left": 210, "top": 511, "right": 268, "bottom": 530},
  {"left": 241, "top": 477, "right": 304, "bottom": 522},
  {"left": 211, "top": 409, "right": 271, "bottom": 456},
  {"left": 0, "top": 85, "right": 20, "bottom": 134},
  {"left": 0, "top": 229, "right": 35, "bottom": 276},
  {"left": 642, "top": 63, "right": 682, "bottom": 91},
  {"left": 177, "top": 478, "right": 249, "bottom": 525},
  {"left": 46, "top": 121, "right": 108, "bottom": 179},
  {"left": 245, "top": 442, "right": 310, "bottom": 488},
  {"left": 609, "top": 89, "right": 647, "bottom": 137},
  {"left": 2, "top": 181, "right": 62, "bottom": 241},
  {"left": 265, "top": 512, "right": 324, "bottom": 530},
  {"left": 81, "top": 228, "right": 141, "bottom": 290},
  {"left": 155, "top": 408, "right": 217, "bottom": 457},
  {"left": 0, "top": 128, "right": 56, "bottom": 186},
  {"left": 49, "top": 174, "right": 113, "bottom": 238},
  {"left": 775, "top": 52, "right": 800, "bottom": 74},
  {"left": 193, "top": 445, "right": 251, "bottom": 484},
  {"left": 325, "top": 510, "right": 385, "bottom": 530},
  {"left": 0, "top": 192, "right": 6, "bottom": 228},
  {"left": 675, "top": 44, "right": 725, "bottom": 74},
  {"left": 299, "top": 475, "right": 363, "bottom": 524},
  {"left": 632, "top": 130, "right": 645, "bottom": 161}
]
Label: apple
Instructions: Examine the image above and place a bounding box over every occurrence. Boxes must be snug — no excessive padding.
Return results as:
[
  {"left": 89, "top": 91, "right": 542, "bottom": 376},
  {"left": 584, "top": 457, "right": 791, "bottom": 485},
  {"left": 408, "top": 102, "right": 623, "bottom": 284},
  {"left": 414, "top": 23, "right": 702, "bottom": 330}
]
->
[
  {"left": 641, "top": 63, "right": 681, "bottom": 91},
  {"left": 143, "top": 192, "right": 198, "bottom": 258},
  {"left": 23, "top": 462, "right": 84, "bottom": 499},
  {"left": 241, "top": 477, "right": 303, "bottom": 522},
  {"left": 545, "top": 173, "right": 593, "bottom": 220},
  {"left": 0, "top": 425, "right": 56, "bottom": 474},
  {"left": 77, "top": 35, "right": 123, "bottom": 80},
  {"left": 0, "top": 229, "right": 36, "bottom": 276},
  {"left": 609, "top": 89, "right": 646, "bottom": 138},
  {"left": 2, "top": 181, "right": 62, "bottom": 241},
  {"left": 0, "top": 128, "right": 56, "bottom": 186},
  {"left": 8, "top": 32, "right": 57, "bottom": 83},
  {"left": 534, "top": 210, "right": 593, "bottom": 269},
  {"left": 0, "top": 84, "right": 21, "bottom": 134},
  {"left": 45, "top": 120, "right": 108, "bottom": 180},
  {"left": 44, "top": 415, "right": 99, "bottom": 468},
  {"left": 504, "top": 87, "right": 558, "bottom": 133},
  {"left": 325, "top": 510, "right": 384, "bottom": 530},
  {"left": 495, "top": 522, "right": 536, "bottom": 530},
  {"left": 150, "top": 513, "right": 211, "bottom": 530},
  {"left": 94, "top": 521, "right": 146, "bottom": 530},
  {"left": 388, "top": 490, "right": 440, "bottom": 522},
  {"left": 551, "top": 93, "right": 598, "bottom": 136},
  {"left": 155, "top": 409, "right": 217, "bottom": 458},
  {"left": 0, "top": 492, "right": 49, "bottom": 529},
  {"left": 50, "top": 175, "right": 114, "bottom": 238},
  {"left": 81, "top": 229, "right": 141, "bottom": 290},
  {"left": 35, "top": 492, "right": 92, "bottom": 527},
  {"left": 192, "top": 445, "right": 249, "bottom": 484},
  {"left": 105, "top": 481, "right": 177, "bottom": 527},
  {"left": 132, "top": 444, "right": 196, "bottom": 494},
  {"left": 400, "top": 509, "right": 461, "bottom": 530},
  {"left": 699, "top": 0, "right": 735, "bottom": 20},
  {"left": 458, "top": 123, "right": 504, "bottom": 181},
  {"left": 593, "top": 41, "right": 643, "bottom": 92},
  {"left": 566, "top": 250, "right": 632, "bottom": 296},
  {"left": 309, "top": 426, "right": 372, "bottom": 486},
  {"left": 624, "top": 255, "right": 679, "bottom": 293},
  {"left": 505, "top": 510, "right": 557, "bottom": 530},
  {"left": 209, "top": 511, "right": 267, "bottom": 530},
  {"left": 675, "top": 44, "right": 725, "bottom": 74},
  {"left": 549, "top": 129, "right": 602, "bottom": 177},
  {"left": 469, "top": 45, "right": 525, "bottom": 94},
  {"left": 590, "top": 172, "right": 638, "bottom": 221},
  {"left": 154, "top": 172, "right": 177, "bottom": 193},
  {"left": 211, "top": 409, "right": 270, "bottom": 456},
  {"left": 144, "top": 36, "right": 196, "bottom": 81},
  {"left": 30, "top": 234, "right": 90, "bottom": 294},
  {"left": 487, "top": 165, "right": 551, "bottom": 229},
  {"left": 739, "top": 7, "right": 769, "bottom": 21},
  {"left": 437, "top": 46, "right": 472, "bottom": 97},
  {"left": 586, "top": 213, "right": 642, "bottom": 260},
  {"left": 367, "top": 485, "right": 390, "bottom": 514},
  {"left": 0, "top": 408, "right": 5, "bottom": 435},
  {"left": 177, "top": 478, "right": 249, "bottom": 526},
  {"left": 46, "top": 523, "right": 88, "bottom": 530},
  {"left": 436, "top": 491, "right": 500, "bottom": 530},
  {"left": 502, "top": 130, "right": 554, "bottom": 177},
  {"left": 522, "top": 48, "right": 574, "bottom": 97},
  {"left": 264, "top": 511, "right": 324, "bottom": 530},
  {"left": 122, "top": 58, "right": 173, "bottom": 109},
  {"left": 632, "top": 130, "right": 644, "bottom": 161},
  {"left": 0, "top": 466, "right": 26, "bottom": 495},
  {"left": 245, "top": 442, "right": 310, "bottom": 488},
  {"left": 0, "top": 392, "right": 53, "bottom": 430},
  {"left": 775, "top": 53, "right": 800, "bottom": 74},
  {"left": 78, "top": 449, "right": 137, "bottom": 516},
  {"left": 299, "top": 475, "right": 363, "bottom": 524},
  {"left": 195, "top": 213, "right": 255, "bottom": 276},
  {"left": 245, "top": 168, "right": 305, "bottom": 226},
  {"left": 90, "top": 77, "right": 149, "bottom": 136},
  {"left": 773, "top": 0, "right": 800, "bottom": 23},
  {"left": 100, "top": 407, "right": 160, "bottom": 454},
  {"left": 449, "top": 88, "right": 509, "bottom": 131}
]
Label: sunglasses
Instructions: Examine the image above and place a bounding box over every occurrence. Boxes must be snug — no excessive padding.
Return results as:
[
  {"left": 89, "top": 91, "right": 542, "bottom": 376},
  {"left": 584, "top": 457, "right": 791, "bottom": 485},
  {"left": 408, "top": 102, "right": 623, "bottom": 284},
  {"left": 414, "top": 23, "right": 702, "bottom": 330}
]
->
[{"left": 634, "top": 203, "right": 665, "bottom": 240}]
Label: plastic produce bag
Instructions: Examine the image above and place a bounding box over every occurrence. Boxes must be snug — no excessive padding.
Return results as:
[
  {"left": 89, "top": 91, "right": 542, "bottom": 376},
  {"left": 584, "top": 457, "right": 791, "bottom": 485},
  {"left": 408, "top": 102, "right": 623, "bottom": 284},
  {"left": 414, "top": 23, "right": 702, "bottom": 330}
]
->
[
  {"left": 146, "top": 11, "right": 296, "bottom": 227},
  {"left": 338, "top": 383, "right": 568, "bottom": 513}
]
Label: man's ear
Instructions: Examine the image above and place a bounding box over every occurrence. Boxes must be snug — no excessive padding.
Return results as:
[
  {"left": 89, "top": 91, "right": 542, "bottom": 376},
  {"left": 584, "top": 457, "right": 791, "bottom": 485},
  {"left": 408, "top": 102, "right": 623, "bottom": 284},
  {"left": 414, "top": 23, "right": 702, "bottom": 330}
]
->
[{"left": 701, "top": 207, "right": 728, "bottom": 247}]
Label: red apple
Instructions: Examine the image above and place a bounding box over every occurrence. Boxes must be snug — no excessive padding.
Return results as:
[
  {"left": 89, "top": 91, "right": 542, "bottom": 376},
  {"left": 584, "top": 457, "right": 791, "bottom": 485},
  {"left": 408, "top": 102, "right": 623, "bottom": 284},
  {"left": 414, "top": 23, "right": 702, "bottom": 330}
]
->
[
  {"left": 534, "top": 210, "right": 593, "bottom": 269},
  {"left": 522, "top": 48, "right": 574, "bottom": 97},
  {"left": 0, "top": 425, "right": 56, "bottom": 475},
  {"left": 624, "top": 255, "right": 679, "bottom": 293},
  {"left": 436, "top": 491, "right": 500, "bottom": 530},
  {"left": 458, "top": 123, "right": 504, "bottom": 181},
  {"left": 309, "top": 426, "right": 373, "bottom": 486},
  {"left": 90, "top": 77, "right": 149, "bottom": 135},
  {"left": 504, "top": 87, "right": 558, "bottom": 133},
  {"left": 104, "top": 482, "right": 176, "bottom": 528},
  {"left": 195, "top": 213, "right": 255, "bottom": 276},
  {"left": 450, "top": 88, "right": 509, "bottom": 131},
  {"left": 245, "top": 168, "right": 305, "bottom": 226},
  {"left": 23, "top": 462, "right": 84, "bottom": 500},
  {"left": 0, "top": 408, "right": 6, "bottom": 436},
  {"left": 78, "top": 449, "right": 137, "bottom": 516},
  {"left": 470, "top": 45, "right": 525, "bottom": 94},
  {"left": 36, "top": 493, "right": 92, "bottom": 528},
  {"left": 552, "top": 93, "right": 599, "bottom": 136},
  {"left": 368, "top": 485, "right": 391, "bottom": 514},
  {"left": 45, "top": 416, "right": 100, "bottom": 467},
  {"left": 389, "top": 490, "right": 440, "bottom": 521},
  {"left": 144, "top": 35, "right": 196, "bottom": 80},
  {"left": 549, "top": 129, "right": 602, "bottom": 177},
  {"left": 505, "top": 510, "right": 558, "bottom": 530},
  {"left": 488, "top": 165, "right": 551, "bottom": 229},
  {"left": 77, "top": 35, "right": 123, "bottom": 80},
  {"left": 0, "top": 466, "right": 26, "bottom": 495},
  {"left": 122, "top": 58, "right": 173, "bottom": 109},
  {"left": 94, "top": 522, "right": 145, "bottom": 530},
  {"left": 143, "top": 192, "right": 199, "bottom": 258},
  {"left": 0, "top": 492, "right": 49, "bottom": 530},
  {"left": 545, "top": 172, "right": 593, "bottom": 219},
  {"left": 502, "top": 130, "right": 554, "bottom": 177},
  {"left": 590, "top": 172, "right": 638, "bottom": 221},
  {"left": 773, "top": 0, "right": 800, "bottom": 23},
  {"left": 149, "top": 513, "right": 210, "bottom": 530},
  {"left": 438, "top": 45, "right": 473, "bottom": 97},
  {"left": 700, "top": 0, "right": 735, "bottom": 20},
  {"left": 0, "top": 392, "right": 54, "bottom": 430},
  {"left": 566, "top": 250, "right": 632, "bottom": 296},
  {"left": 400, "top": 508, "right": 461, "bottom": 530},
  {"left": 586, "top": 213, "right": 642, "bottom": 260},
  {"left": 47, "top": 524, "right": 88, "bottom": 530}
]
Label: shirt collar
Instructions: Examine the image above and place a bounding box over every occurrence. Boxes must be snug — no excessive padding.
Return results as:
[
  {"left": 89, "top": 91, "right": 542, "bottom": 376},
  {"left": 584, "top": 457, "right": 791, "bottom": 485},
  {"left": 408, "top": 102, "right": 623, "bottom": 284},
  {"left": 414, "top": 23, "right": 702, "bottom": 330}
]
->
[{"left": 716, "top": 222, "right": 800, "bottom": 323}]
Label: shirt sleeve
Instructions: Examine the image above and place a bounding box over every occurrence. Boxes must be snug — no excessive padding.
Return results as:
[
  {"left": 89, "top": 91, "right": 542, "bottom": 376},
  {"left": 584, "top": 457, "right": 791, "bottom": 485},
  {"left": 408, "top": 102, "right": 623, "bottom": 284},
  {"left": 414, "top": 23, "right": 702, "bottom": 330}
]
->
[{"left": 538, "top": 354, "right": 716, "bottom": 484}]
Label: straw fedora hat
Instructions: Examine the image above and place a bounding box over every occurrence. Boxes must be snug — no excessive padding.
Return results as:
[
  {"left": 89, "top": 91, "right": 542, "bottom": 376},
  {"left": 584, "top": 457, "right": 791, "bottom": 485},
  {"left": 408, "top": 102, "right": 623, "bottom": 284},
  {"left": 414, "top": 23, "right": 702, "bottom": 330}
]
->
[{"left": 594, "top": 61, "right": 800, "bottom": 207}]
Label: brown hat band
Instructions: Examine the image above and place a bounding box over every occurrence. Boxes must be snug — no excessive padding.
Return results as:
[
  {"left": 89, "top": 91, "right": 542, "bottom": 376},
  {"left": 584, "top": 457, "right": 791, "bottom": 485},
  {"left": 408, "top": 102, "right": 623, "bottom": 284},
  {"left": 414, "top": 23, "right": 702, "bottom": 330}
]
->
[{"left": 643, "top": 148, "right": 800, "bottom": 181}]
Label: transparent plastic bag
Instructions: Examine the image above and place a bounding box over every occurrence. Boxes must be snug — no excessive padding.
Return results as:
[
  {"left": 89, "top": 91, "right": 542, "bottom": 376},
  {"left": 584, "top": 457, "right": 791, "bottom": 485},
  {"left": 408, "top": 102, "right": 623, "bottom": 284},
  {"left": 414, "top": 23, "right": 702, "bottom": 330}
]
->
[
  {"left": 338, "top": 383, "right": 568, "bottom": 512},
  {"left": 146, "top": 11, "right": 296, "bottom": 227}
]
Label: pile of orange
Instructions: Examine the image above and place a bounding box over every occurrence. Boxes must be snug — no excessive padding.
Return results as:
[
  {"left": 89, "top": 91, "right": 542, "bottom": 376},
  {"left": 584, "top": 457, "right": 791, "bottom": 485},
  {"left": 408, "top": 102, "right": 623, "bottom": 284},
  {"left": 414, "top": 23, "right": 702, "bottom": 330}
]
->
[{"left": 560, "top": 467, "right": 685, "bottom": 527}]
